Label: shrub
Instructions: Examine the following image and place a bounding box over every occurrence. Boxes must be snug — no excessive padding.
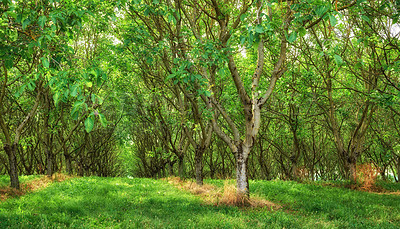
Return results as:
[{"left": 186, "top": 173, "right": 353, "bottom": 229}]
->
[{"left": 356, "top": 163, "right": 380, "bottom": 191}]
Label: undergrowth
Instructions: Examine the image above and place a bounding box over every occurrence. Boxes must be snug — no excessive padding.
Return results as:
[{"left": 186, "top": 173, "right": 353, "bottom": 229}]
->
[{"left": 355, "top": 163, "right": 381, "bottom": 191}]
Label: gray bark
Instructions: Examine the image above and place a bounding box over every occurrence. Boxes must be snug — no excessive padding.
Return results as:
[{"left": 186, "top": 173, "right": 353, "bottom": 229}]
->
[{"left": 236, "top": 144, "right": 249, "bottom": 198}]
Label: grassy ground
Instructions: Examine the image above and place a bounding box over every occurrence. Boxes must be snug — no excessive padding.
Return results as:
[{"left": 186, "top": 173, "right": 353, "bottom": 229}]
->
[
  {"left": 0, "top": 176, "right": 399, "bottom": 228},
  {"left": 0, "top": 175, "right": 41, "bottom": 187}
]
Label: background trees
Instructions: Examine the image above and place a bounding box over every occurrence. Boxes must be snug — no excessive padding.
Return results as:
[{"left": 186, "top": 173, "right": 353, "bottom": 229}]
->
[{"left": 1, "top": 0, "right": 400, "bottom": 198}]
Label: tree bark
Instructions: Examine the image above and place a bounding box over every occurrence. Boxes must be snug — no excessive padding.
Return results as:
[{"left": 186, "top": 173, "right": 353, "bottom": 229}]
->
[
  {"left": 4, "top": 144, "right": 19, "bottom": 189},
  {"left": 43, "top": 90, "right": 53, "bottom": 177},
  {"left": 178, "top": 155, "right": 185, "bottom": 178},
  {"left": 290, "top": 132, "right": 301, "bottom": 180},
  {"left": 65, "top": 153, "right": 72, "bottom": 175},
  {"left": 168, "top": 160, "right": 174, "bottom": 176},
  {"left": 236, "top": 144, "right": 249, "bottom": 198},
  {"left": 194, "top": 146, "right": 204, "bottom": 185},
  {"left": 397, "top": 156, "right": 400, "bottom": 183},
  {"left": 46, "top": 149, "right": 53, "bottom": 177},
  {"left": 348, "top": 155, "right": 357, "bottom": 183}
]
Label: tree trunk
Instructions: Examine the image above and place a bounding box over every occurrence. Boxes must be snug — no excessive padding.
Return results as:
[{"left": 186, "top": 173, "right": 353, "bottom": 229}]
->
[
  {"left": 348, "top": 155, "right": 357, "bottom": 183},
  {"left": 194, "top": 146, "right": 204, "bottom": 185},
  {"left": 290, "top": 137, "right": 300, "bottom": 180},
  {"left": 178, "top": 155, "right": 185, "bottom": 178},
  {"left": 209, "top": 150, "right": 215, "bottom": 179},
  {"left": 380, "top": 167, "right": 386, "bottom": 181},
  {"left": 4, "top": 144, "right": 20, "bottom": 189},
  {"left": 168, "top": 161, "right": 174, "bottom": 176},
  {"left": 65, "top": 152, "right": 72, "bottom": 175},
  {"left": 77, "top": 162, "right": 84, "bottom": 176},
  {"left": 397, "top": 156, "right": 400, "bottom": 183},
  {"left": 310, "top": 166, "right": 315, "bottom": 181},
  {"left": 46, "top": 149, "right": 53, "bottom": 177},
  {"left": 290, "top": 159, "right": 298, "bottom": 180},
  {"left": 236, "top": 144, "right": 249, "bottom": 200}
]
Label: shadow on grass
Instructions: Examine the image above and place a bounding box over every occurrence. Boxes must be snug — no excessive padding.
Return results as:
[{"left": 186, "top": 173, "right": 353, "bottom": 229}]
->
[
  {"left": 0, "top": 177, "right": 306, "bottom": 229},
  {"left": 250, "top": 180, "right": 400, "bottom": 228}
]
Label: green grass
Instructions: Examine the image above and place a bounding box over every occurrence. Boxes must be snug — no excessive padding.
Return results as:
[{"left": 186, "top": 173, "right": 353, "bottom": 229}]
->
[
  {"left": 0, "top": 176, "right": 399, "bottom": 228},
  {"left": 376, "top": 181, "right": 400, "bottom": 192},
  {"left": 0, "top": 175, "right": 41, "bottom": 188}
]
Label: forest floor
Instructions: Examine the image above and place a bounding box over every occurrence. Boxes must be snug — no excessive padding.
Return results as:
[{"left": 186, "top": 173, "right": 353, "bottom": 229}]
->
[
  {"left": 0, "top": 174, "right": 73, "bottom": 201},
  {"left": 0, "top": 175, "right": 399, "bottom": 228}
]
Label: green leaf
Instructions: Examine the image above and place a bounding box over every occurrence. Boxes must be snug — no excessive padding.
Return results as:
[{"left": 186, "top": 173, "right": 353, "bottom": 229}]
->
[
  {"left": 298, "top": 27, "right": 307, "bottom": 37},
  {"left": 240, "top": 13, "right": 247, "bottom": 22},
  {"left": 99, "top": 113, "right": 108, "bottom": 127},
  {"left": 22, "top": 18, "right": 30, "bottom": 30},
  {"left": 393, "top": 16, "right": 399, "bottom": 24},
  {"left": 167, "top": 14, "right": 177, "bottom": 25},
  {"left": 255, "top": 25, "right": 264, "bottom": 34},
  {"left": 9, "top": 29, "right": 18, "bottom": 41},
  {"left": 27, "top": 81, "right": 36, "bottom": 91},
  {"left": 204, "top": 91, "right": 211, "bottom": 97},
  {"left": 14, "top": 85, "right": 26, "bottom": 98},
  {"left": 329, "top": 15, "right": 337, "bottom": 27},
  {"left": 38, "top": 15, "right": 47, "bottom": 28},
  {"left": 287, "top": 31, "right": 297, "bottom": 43},
  {"left": 85, "top": 115, "right": 95, "bottom": 133},
  {"left": 53, "top": 91, "right": 61, "bottom": 107},
  {"left": 315, "top": 5, "right": 328, "bottom": 17},
  {"left": 86, "top": 81, "right": 93, "bottom": 88},
  {"left": 333, "top": 54, "right": 343, "bottom": 66},
  {"left": 71, "top": 110, "right": 79, "bottom": 120},
  {"left": 70, "top": 85, "right": 78, "bottom": 97},
  {"left": 361, "top": 15, "right": 371, "bottom": 23},
  {"left": 90, "top": 69, "right": 98, "bottom": 77},
  {"left": 42, "top": 57, "right": 49, "bottom": 68},
  {"left": 5, "top": 58, "right": 13, "bottom": 69}
]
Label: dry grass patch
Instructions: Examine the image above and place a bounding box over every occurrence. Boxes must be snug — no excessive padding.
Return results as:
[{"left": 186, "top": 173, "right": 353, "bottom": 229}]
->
[
  {"left": 0, "top": 173, "right": 74, "bottom": 201},
  {"left": 374, "top": 190, "right": 400, "bottom": 196},
  {"left": 165, "top": 177, "right": 281, "bottom": 209}
]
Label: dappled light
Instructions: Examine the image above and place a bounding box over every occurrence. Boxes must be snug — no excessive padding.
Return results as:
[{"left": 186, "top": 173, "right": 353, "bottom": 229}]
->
[
  {"left": 165, "top": 177, "right": 281, "bottom": 209},
  {"left": 1, "top": 0, "right": 400, "bottom": 227},
  {"left": 0, "top": 176, "right": 399, "bottom": 228}
]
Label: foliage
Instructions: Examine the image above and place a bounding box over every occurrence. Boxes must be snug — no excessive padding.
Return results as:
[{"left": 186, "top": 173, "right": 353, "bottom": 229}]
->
[{"left": 1, "top": 0, "right": 400, "bottom": 204}]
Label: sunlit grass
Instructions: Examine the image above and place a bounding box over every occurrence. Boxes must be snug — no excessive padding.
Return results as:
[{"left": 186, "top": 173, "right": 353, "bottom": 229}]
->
[
  {"left": 0, "top": 175, "right": 41, "bottom": 187},
  {"left": 0, "top": 176, "right": 399, "bottom": 228}
]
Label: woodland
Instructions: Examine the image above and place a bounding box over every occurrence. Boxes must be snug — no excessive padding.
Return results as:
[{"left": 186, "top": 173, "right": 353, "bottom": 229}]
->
[{"left": 1, "top": 0, "right": 400, "bottom": 203}]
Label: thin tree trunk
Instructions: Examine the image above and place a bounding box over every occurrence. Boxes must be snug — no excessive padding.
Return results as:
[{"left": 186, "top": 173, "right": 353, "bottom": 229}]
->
[
  {"left": 178, "top": 155, "right": 185, "bottom": 178},
  {"left": 348, "top": 156, "right": 357, "bottom": 183},
  {"left": 4, "top": 144, "right": 19, "bottom": 189},
  {"left": 397, "top": 156, "right": 400, "bottom": 183},
  {"left": 43, "top": 90, "right": 53, "bottom": 177},
  {"left": 65, "top": 154, "right": 72, "bottom": 175},
  {"left": 194, "top": 146, "right": 204, "bottom": 185},
  {"left": 290, "top": 135, "right": 300, "bottom": 181},
  {"left": 168, "top": 161, "right": 174, "bottom": 176},
  {"left": 380, "top": 166, "right": 387, "bottom": 181},
  {"left": 46, "top": 149, "right": 53, "bottom": 177}
]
